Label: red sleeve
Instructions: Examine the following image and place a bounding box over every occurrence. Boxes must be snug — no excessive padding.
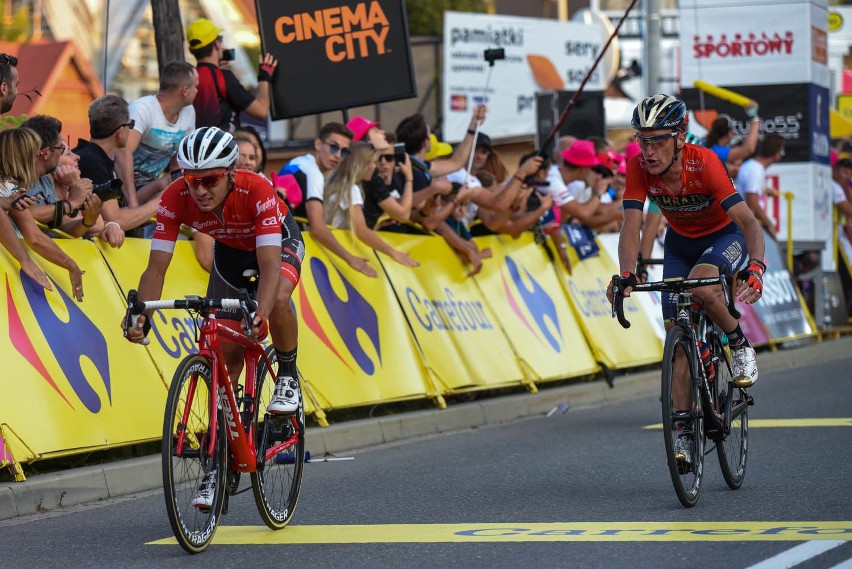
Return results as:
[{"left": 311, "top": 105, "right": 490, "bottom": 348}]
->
[
  {"left": 622, "top": 155, "right": 647, "bottom": 211},
  {"left": 152, "top": 180, "right": 186, "bottom": 246}
]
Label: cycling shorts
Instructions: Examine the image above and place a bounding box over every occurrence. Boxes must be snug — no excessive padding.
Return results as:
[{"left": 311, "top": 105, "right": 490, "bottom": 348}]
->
[
  {"left": 661, "top": 221, "right": 746, "bottom": 322},
  {"left": 207, "top": 211, "right": 304, "bottom": 321}
]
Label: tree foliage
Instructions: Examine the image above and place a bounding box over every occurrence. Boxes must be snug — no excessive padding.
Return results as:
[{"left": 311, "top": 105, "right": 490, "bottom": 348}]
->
[
  {"left": 404, "top": 0, "right": 487, "bottom": 37},
  {"left": 0, "top": 0, "right": 31, "bottom": 42}
]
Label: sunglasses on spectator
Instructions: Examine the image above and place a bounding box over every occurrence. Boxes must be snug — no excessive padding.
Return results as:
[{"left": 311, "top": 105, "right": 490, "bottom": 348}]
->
[
  {"left": 635, "top": 132, "right": 678, "bottom": 148},
  {"left": 378, "top": 154, "right": 395, "bottom": 163},
  {"left": 322, "top": 140, "right": 350, "bottom": 158},
  {"left": 109, "top": 119, "right": 135, "bottom": 136},
  {"left": 183, "top": 170, "right": 231, "bottom": 188},
  {"left": 0, "top": 53, "right": 17, "bottom": 85}
]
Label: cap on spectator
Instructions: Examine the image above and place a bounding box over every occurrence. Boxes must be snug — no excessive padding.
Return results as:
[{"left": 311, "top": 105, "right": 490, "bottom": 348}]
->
[
  {"left": 346, "top": 116, "right": 380, "bottom": 142},
  {"left": 475, "top": 132, "right": 492, "bottom": 151},
  {"left": 624, "top": 141, "right": 641, "bottom": 161},
  {"left": 593, "top": 151, "right": 616, "bottom": 177},
  {"left": 561, "top": 140, "right": 599, "bottom": 168},
  {"left": 831, "top": 149, "right": 852, "bottom": 169},
  {"left": 425, "top": 133, "right": 452, "bottom": 161},
  {"left": 187, "top": 18, "right": 223, "bottom": 50}
]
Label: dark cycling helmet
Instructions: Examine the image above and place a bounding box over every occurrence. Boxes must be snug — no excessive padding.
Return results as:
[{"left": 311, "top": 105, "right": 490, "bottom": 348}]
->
[
  {"left": 177, "top": 126, "right": 238, "bottom": 170},
  {"left": 631, "top": 94, "right": 688, "bottom": 131}
]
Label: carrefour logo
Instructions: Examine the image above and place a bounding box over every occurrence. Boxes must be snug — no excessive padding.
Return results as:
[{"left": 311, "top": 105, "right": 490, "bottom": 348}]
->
[
  {"left": 7, "top": 272, "right": 111, "bottom": 413},
  {"left": 502, "top": 256, "right": 561, "bottom": 352},
  {"left": 300, "top": 258, "right": 381, "bottom": 375}
]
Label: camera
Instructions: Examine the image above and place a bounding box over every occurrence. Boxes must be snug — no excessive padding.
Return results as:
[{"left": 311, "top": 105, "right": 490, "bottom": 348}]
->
[
  {"left": 393, "top": 142, "right": 406, "bottom": 163},
  {"left": 484, "top": 48, "right": 506, "bottom": 63},
  {"left": 449, "top": 181, "right": 463, "bottom": 196},
  {"left": 526, "top": 187, "right": 549, "bottom": 211},
  {"left": 221, "top": 48, "right": 236, "bottom": 62},
  {"left": 92, "top": 178, "right": 123, "bottom": 202}
]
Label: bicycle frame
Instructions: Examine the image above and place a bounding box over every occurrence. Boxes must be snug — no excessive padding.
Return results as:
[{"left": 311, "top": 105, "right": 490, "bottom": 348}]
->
[{"left": 188, "top": 312, "right": 299, "bottom": 473}]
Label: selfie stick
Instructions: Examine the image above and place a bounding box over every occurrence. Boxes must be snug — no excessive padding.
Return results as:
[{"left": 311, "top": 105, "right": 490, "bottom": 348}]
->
[
  {"left": 539, "top": 0, "right": 638, "bottom": 161},
  {"left": 466, "top": 48, "right": 506, "bottom": 184}
]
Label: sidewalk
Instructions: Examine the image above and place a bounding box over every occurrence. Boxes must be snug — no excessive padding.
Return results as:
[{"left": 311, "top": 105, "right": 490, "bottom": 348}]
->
[{"left": 2, "top": 335, "right": 850, "bottom": 521}]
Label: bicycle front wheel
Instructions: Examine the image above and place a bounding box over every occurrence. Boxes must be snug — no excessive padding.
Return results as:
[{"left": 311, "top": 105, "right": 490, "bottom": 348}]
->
[
  {"left": 162, "top": 355, "right": 227, "bottom": 553},
  {"left": 661, "top": 326, "right": 705, "bottom": 508},
  {"left": 713, "top": 339, "right": 749, "bottom": 489},
  {"left": 251, "top": 346, "right": 305, "bottom": 530}
]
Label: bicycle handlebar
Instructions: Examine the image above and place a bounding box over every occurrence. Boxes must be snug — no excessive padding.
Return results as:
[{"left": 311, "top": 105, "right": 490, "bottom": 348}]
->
[
  {"left": 611, "top": 271, "right": 741, "bottom": 329},
  {"left": 124, "top": 289, "right": 259, "bottom": 345}
]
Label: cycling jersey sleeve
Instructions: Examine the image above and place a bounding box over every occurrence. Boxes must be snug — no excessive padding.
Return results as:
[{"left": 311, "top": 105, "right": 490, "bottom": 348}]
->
[
  {"left": 622, "top": 155, "right": 647, "bottom": 211},
  {"left": 151, "top": 180, "right": 186, "bottom": 254}
]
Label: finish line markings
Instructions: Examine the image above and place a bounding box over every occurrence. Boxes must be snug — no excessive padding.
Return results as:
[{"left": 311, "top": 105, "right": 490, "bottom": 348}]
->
[
  {"left": 643, "top": 418, "right": 852, "bottom": 430},
  {"left": 148, "top": 522, "right": 852, "bottom": 545}
]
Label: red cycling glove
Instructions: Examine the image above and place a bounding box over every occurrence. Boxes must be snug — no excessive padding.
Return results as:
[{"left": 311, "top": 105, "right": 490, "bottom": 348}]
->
[{"left": 738, "top": 259, "right": 766, "bottom": 295}]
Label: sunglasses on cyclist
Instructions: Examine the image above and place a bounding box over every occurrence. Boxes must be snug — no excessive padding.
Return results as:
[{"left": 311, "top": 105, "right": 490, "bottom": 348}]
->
[
  {"left": 322, "top": 140, "right": 350, "bottom": 158},
  {"left": 183, "top": 170, "right": 231, "bottom": 188},
  {"left": 635, "top": 132, "right": 679, "bottom": 148}
]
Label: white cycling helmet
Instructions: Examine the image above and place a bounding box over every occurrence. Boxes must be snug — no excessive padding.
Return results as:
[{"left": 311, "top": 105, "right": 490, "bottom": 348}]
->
[{"left": 177, "top": 126, "right": 238, "bottom": 170}]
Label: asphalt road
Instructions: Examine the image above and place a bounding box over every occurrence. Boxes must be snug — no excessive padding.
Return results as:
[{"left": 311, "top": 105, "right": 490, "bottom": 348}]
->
[{"left": 0, "top": 357, "right": 850, "bottom": 569}]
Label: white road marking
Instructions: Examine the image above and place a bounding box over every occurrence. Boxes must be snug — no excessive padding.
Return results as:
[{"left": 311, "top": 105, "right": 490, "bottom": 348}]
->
[{"left": 744, "top": 541, "right": 846, "bottom": 569}]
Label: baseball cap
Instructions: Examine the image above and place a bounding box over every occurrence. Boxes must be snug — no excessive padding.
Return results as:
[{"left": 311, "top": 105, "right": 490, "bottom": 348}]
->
[
  {"left": 623, "top": 141, "right": 641, "bottom": 162},
  {"left": 187, "top": 18, "right": 224, "bottom": 50},
  {"left": 425, "top": 133, "right": 452, "bottom": 161},
  {"left": 346, "top": 116, "right": 380, "bottom": 142},
  {"left": 593, "top": 151, "right": 616, "bottom": 177},
  {"left": 561, "top": 140, "right": 599, "bottom": 168}
]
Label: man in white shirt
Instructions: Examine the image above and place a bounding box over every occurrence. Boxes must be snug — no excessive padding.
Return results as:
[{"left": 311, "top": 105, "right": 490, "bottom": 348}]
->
[
  {"left": 735, "top": 134, "right": 785, "bottom": 239},
  {"left": 115, "top": 61, "right": 198, "bottom": 206}
]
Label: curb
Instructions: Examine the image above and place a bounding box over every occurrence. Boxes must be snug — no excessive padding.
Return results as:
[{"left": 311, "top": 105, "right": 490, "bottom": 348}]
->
[{"left": 2, "top": 335, "right": 850, "bottom": 521}]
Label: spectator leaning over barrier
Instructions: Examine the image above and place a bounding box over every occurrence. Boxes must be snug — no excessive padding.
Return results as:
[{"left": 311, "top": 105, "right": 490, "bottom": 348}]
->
[
  {"left": 734, "top": 133, "right": 785, "bottom": 239},
  {"left": 362, "top": 135, "right": 414, "bottom": 230},
  {"left": 831, "top": 150, "right": 852, "bottom": 241},
  {"left": 323, "top": 141, "right": 418, "bottom": 268},
  {"left": 115, "top": 61, "right": 198, "bottom": 207},
  {"left": 704, "top": 107, "right": 761, "bottom": 167},
  {"left": 75, "top": 95, "right": 164, "bottom": 246},
  {"left": 0, "top": 127, "right": 84, "bottom": 300},
  {"left": 278, "top": 122, "right": 378, "bottom": 276},
  {"left": 20, "top": 115, "right": 103, "bottom": 237},
  {"left": 557, "top": 140, "right": 621, "bottom": 227},
  {"left": 187, "top": 17, "right": 277, "bottom": 131},
  {"left": 471, "top": 133, "right": 509, "bottom": 184}
]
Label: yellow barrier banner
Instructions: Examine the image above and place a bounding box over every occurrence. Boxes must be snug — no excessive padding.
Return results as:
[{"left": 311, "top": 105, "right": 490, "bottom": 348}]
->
[
  {"left": 555, "top": 241, "right": 662, "bottom": 369},
  {"left": 472, "top": 234, "right": 598, "bottom": 382},
  {"left": 377, "top": 232, "right": 526, "bottom": 392},
  {"left": 293, "top": 232, "right": 434, "bottom": 409},
  {"left": 0, "top": 240, "right": 165, "bottom": 468}
]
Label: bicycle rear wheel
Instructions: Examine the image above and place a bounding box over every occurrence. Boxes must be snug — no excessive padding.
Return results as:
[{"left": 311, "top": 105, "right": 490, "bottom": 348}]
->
[
  {"left": 713, "top": 338, "right": 749, "bottom": 489},
  {"left": 251, "top": 346, "right": 305, "bottom": 529},
  {"left": 661, "top": 326, "right": 705, "bottom": 508},
  {"left": 162, "top": 355, "right": 227, "bottom": 553}
]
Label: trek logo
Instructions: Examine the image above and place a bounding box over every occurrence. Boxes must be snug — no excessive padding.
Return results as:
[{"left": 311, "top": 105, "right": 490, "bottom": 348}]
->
[
  {"left": 8, "top": 272, "right": 111, "bottom": 413},
  {"left": 503, "top": 256, "right": 561, "bottom": 352},
  {"left": 301, "top": 258, "right": 381, "bottom": 375},
  {"left": 693, "top": 31, "right": 794, "bottom": 59},
  {"left": 274, "top": 2, "right": 390, "bottom": 63}
]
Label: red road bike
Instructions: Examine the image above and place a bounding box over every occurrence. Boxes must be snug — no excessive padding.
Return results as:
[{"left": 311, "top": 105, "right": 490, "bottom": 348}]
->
[{"left": 126, "top": 288, "right": 305, "bottom": 553}]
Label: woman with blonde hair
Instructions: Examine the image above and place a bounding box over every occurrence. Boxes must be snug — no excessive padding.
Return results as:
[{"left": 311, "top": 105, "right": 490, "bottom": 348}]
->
[
  {"left": 323, "top": 141, "right": 417, "bottom": 268},
  {"left": 0, "top": 127, "right": 85, "bottom": 300}
]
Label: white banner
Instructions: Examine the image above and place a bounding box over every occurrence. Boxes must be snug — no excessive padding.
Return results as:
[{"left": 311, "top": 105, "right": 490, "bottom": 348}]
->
[
  {"left": 442, "top": 11, "right": 603, "bottom": 143},
  {"left": 679, "top": 2, "right": 829, "bottom": 89},
  {"left": 766, "top": 162, "right": 832, "bottom": 248}
]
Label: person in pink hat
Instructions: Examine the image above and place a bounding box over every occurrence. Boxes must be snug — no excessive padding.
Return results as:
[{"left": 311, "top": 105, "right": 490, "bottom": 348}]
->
[
  {"left": 554, "top": 139, "right": 622, "bottom": 229},
  {"left": 346, "top": 116, "right": 386, "bottom": 147}
]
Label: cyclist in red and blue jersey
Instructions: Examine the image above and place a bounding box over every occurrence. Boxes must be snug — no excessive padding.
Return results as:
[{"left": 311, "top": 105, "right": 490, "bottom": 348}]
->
[
  {"left": 124, "top": 127, "right": 303, "bottom": 417},
  {"left": 606, "top": 95, "right": 766, "bottom": 468}
]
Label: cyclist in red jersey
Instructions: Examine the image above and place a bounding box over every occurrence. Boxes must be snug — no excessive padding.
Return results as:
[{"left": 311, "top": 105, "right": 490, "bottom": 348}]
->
[
  {"left": 606, "top": 95, "right": 766, "bottom": 469},
  {"left": 124, "top": 127, "right": 303, "bottom": 416}
]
